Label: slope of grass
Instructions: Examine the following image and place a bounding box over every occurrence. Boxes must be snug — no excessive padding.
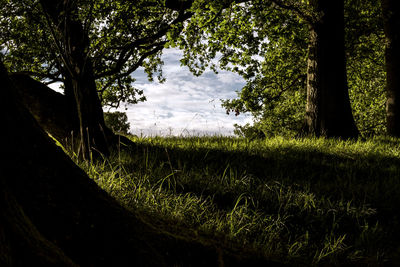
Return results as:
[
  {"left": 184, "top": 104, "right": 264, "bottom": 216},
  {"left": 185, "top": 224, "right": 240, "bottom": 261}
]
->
[{"left": 73, "top": 136, "right": 400, "bottom": 265}]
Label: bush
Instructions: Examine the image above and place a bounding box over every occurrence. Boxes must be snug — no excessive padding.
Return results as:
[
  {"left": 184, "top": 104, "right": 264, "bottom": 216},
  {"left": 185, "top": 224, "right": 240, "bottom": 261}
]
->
[{"left": 104, "top": 111, "right": 130, "bottom": 134}]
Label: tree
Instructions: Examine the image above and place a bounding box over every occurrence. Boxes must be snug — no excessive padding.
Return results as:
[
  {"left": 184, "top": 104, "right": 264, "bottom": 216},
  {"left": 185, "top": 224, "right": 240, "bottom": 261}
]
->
[
  {"left": 221, "top": 14, "right": 308, "bottom": 137},
  {"left": 40, "top": 0, "right": 113, "bottom": 158},
  {"left": 226, "top": 0, "right": 385, "bottom": 138},
  {"left": 381, "top": 0, "right": 400, "bottom": 136},
  {"left": 174, "top": 0, "right": 359, "bottom": 138},
  {"left": 104, "top": 111, "right": 131, "bottom": 134},
  {"left": 0, "top": 0, "right": 193, "bottom": 158}
]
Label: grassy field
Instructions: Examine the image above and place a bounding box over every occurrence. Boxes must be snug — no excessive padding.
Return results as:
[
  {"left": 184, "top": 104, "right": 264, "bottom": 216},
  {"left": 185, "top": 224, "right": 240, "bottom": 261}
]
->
[{"left": 72, "top": 136, "right": 400, "bottom": 265}]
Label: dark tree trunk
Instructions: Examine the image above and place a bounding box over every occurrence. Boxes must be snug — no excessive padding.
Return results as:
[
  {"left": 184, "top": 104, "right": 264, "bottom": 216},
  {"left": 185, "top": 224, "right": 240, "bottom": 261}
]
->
[
  {"left": 381, "top": 0, "right": 400, "bottom": 136},
  {"left": 40, "top": 0, "right": 112, "bottom": 158},
  {"left": 9, "top": 73, "right": 77, "bottom": 143},
  {"left": 0, "top": 180, "right": 77, "bottom": 266},
  {"left": 1, "top": 61, "right": 79, "bottom": 266},
  {"left": 303, "top": 0, "right": 359, "bottom": 138},
  {"left": 9, "top": 73, "right": 135, "bottom": 157},
  {"left": 63, "top": 56, "right": 112, "bottom": 159}
]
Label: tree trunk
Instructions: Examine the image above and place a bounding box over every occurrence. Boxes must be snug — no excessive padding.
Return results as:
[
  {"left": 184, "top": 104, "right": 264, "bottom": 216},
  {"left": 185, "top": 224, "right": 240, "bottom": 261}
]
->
[
  {"left": 381, "top": 0, "right": 400, "bottom": 136},
  {"left": 303, "top": 0, "right": 359, "bottom": 138},
  {"left": 9, "top": 73, "right": 77, "bottom": 143},
  {"left": 0, "top": 179, "right": 77, "bottom": 267},
  {"left": 9, "top": 73, "right": 136, "bottom": 158},
  {"left": 40, "top": 0, "right": 112, "bottom": 158},
  {"left": 64, "top": 56, "right": 112, "bottom": 159}
]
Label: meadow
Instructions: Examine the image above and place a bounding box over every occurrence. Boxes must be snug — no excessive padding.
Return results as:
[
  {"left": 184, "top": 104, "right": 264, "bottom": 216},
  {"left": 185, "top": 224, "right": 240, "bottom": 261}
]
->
[{"left": 71, "top": 136, "right": 400, "bottom": 265}]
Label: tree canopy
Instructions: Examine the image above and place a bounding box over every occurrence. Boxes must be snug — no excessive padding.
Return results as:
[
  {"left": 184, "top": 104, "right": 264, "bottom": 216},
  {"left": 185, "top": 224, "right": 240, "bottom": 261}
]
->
[
  {"left": 1, "top": 0, "right": 197, "bottom": 157},
  {"left": 169, "top": 0, "right": 386, "bottom": 138},
  {"left": 0, "top": 0, "right": 393, "bottom": 140},
  {"left": 0, "top": 0, "right": 192, "bottom": 108}
]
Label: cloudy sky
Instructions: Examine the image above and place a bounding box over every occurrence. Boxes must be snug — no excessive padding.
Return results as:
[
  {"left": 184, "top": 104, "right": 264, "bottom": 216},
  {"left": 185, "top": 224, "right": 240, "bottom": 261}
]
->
[{"left": 116, "top": 48, "right": 252, "bottom": 136}]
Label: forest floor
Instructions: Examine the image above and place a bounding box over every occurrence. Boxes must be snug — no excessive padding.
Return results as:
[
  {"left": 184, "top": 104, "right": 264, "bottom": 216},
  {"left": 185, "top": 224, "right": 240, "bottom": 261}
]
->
[{"left": 69, "top": 135, "right": 400, "bottom": 266}]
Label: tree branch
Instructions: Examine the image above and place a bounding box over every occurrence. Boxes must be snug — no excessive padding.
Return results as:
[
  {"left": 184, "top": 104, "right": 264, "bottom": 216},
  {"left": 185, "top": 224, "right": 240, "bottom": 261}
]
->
[{"left": 94, "top": 7, "right": 192, "bottom": 79}]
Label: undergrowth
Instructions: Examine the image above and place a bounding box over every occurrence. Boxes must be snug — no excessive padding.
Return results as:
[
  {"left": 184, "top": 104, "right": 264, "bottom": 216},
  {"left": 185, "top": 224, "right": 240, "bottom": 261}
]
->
[{"left": 69, "top": 135, "right": 400, "bottom": 265}]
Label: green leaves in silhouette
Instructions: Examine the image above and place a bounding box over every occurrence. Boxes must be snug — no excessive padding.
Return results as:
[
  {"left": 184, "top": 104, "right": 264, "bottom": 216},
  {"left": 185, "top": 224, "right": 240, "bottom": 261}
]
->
[
  {"left": 345, "top": 0, "right": 386, "bottom": 136},
  {"left": 0, "top": 0, "right": 389, "bottom": 136},
  {"left": 174, "top": 0, "right": 309, "bottom": 137},
  {"left": 0, "top": 0, "right": 186, "bottom": 107},
  {"left": 104, "top": 111, "right": 130, "bottom": 134},
  {"left": 174, "top": 0, "right": 386, "bottom": 137},
  {"left": 0, "top": 0, "right": 58, "bottom": 78}
]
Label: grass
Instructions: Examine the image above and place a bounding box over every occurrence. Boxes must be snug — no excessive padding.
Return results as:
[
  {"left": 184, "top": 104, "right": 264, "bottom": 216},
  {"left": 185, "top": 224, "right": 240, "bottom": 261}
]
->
[{"left": 70, "top": 135, "right": 400, "bottom": 265}]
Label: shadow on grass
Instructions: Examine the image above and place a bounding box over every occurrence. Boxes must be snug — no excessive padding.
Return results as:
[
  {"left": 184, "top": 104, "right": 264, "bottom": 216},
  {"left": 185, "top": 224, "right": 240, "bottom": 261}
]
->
[
  {"left": 124, "top": 139, "right": 400, "bottom": 221},
  {"left": 113, "top": 138, "right": 400, "bottom": 265}
]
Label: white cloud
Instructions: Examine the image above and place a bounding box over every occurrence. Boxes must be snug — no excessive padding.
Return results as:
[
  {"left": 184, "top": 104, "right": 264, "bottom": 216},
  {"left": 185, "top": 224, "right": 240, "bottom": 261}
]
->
[{"left": 116, "top": 48, "right": 252, "bottom": 136}]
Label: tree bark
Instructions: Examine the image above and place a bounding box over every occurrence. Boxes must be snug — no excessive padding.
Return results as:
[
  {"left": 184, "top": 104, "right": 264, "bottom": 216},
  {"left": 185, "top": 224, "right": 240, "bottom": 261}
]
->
[
  {"left": 0, "top": 180, "right": 77, "bottom": 267},
  {"left": 1, "top": 61, "right": 80, "bottom": 266},
  {"left": 9, "top": 73, "right": 77, "bottom": 143},
  {"left": 381, "top": 0, "right": 400, "bottom": 136},
  {"left": 303, "top": 0, "right": 359, "bottom": 138},
  {"left": 9, "top": 73, "right": 137, "bottom": 157}
]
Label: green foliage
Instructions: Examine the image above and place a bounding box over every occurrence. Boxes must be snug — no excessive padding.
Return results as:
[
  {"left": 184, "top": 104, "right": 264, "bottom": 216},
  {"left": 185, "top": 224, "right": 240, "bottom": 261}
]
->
[
  {"left": 347, "top": 33, "right": 386, "bottom": 136},
  {"left": 0, "top": 0, "right": 187, "bottom": 108},
  {"left": 104, "top": 111, "right": 131, "bottom": 134},
  {"left": 345, "top": 0, "right": 386, "bottom": 136},
  {"left": 169, "top": 1, "right": 310, "bottom": 137},
  {"left": 172, "top": 0, "right": 387, "bottom": 138},
  {"left": 0, "top": 0, "right": 56, "bottom": 77},
  {"left": 72, "top": 135, "right": 400, "bottom": 265},
  {"left": 233, "top": 123, "right": 266, "bottom": 139},
  {"left": 1, "top": 0, "right": 388, "bottom": 137}
]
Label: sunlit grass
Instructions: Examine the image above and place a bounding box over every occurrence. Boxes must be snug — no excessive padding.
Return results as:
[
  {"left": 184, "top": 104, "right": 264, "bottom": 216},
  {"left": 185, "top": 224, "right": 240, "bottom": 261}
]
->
[{"left": 70, "top": 135, "right": 400, "bottom": 265}]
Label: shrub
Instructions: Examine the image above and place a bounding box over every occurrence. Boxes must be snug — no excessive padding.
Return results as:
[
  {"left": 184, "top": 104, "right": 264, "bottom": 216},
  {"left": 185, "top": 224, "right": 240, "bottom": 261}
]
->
[{"left": 104, "top": 111, "right": 130, "bottom": 134}]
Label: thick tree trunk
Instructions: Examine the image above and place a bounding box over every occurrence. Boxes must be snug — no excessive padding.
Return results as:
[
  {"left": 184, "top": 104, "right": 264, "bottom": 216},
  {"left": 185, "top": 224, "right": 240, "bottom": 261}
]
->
[
  {"left": 9, "top": 73, "right": 135, "bottom": 157},
  {"left": 303, "top": 0, "right": 359, "bottom": 138},
  {"left": 1, "top": 61, "right": 80, "bottom": 266},
  {"left": 40, "top": 0, "right": 112, "bottom": 158},
  {"left": 64, "top": 58, "right": 112, "bottom": 159},
  {"left": 9, "top": 73, "right": 77, "bottom": 143},
  {"left": 0, "top": 179, "right": 77, "bottom": 267},
  {"left": 381, "top": 0, "right": 400, "bottom": 136}
]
